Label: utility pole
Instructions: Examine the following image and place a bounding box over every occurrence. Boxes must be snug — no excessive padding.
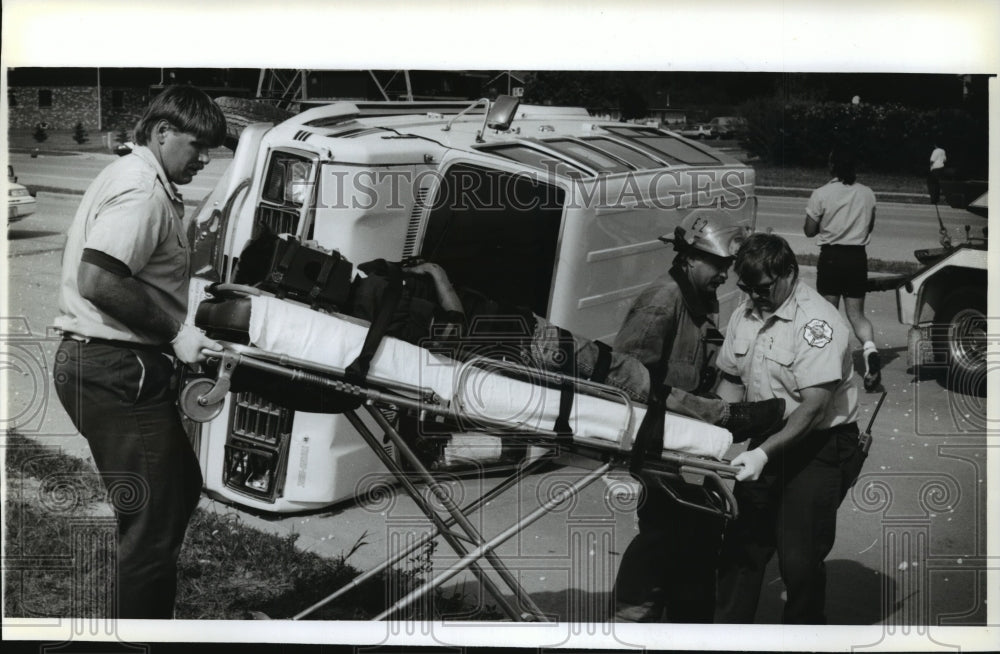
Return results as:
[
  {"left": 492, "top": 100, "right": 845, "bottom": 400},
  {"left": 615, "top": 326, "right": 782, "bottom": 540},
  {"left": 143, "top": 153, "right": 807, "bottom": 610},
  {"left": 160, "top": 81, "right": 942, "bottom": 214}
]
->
[{"left": 96, "top": 67, "right": 102, "bottom": 132}]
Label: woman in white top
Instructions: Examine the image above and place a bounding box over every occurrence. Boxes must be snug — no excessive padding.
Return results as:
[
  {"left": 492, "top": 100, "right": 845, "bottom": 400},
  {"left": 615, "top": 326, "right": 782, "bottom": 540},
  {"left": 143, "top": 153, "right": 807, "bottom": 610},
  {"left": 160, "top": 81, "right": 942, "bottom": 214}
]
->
[{"left": 803, "top": 146, "right": 881, "bottom": 391}]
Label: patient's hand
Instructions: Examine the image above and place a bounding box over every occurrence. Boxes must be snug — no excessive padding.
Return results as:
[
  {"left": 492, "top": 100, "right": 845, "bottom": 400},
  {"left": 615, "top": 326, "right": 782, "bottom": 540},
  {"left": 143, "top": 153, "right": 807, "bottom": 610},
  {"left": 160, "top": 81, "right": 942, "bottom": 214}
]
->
[
  {"left": 405, "top": 261, "right": 447, "bottom": 278},
  {"left": 404, "top": 262, "right": 464, "bottom": 315}
]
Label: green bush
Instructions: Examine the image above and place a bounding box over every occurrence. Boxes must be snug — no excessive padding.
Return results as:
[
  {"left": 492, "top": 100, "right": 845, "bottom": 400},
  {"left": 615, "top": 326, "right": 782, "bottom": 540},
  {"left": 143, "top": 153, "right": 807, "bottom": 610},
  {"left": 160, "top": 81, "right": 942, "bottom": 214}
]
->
[
  {"left": 738, "top": 98, "right": 987, "bottom": 177},
  {"left": 72, "top": 121, "right": 89, "bottom": 144},
  {"left": 32, "top": 123, "right": 48, "bottom": 143}
]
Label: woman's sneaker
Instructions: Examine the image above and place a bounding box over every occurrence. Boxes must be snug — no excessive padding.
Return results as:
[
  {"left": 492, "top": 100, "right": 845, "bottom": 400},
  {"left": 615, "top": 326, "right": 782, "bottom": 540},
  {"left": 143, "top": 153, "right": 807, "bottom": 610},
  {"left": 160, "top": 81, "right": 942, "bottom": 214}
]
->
[{"left": 863, "top": 350, "right": 881, "bottom": 392}]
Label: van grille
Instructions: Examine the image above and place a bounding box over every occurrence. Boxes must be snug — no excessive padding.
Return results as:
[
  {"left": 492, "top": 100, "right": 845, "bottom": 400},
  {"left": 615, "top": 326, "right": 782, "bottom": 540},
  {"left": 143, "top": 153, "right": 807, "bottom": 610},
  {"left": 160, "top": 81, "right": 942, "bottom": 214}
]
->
[
  {"left": 232, "top": 392, "right": 293, "bottom": 445},
  {"left": 402, "top": 187, "right": 429, "bottom": 257},
  {"left": 255, "top": 204, "right": 301, "bottom": 236},
  {"left": 223, "top": 391, "right": 292, "bottom": 502}
]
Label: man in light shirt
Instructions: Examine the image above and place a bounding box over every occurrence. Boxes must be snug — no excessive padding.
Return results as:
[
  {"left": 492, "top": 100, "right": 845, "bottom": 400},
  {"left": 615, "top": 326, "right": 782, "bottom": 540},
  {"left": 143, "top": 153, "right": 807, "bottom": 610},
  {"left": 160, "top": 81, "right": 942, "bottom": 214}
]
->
[
  {"left": 53, "top": 86, "right": 226, "bottom": 618},
  {"left": 928, "top": 139, "right": 947, "bottom": 204}
]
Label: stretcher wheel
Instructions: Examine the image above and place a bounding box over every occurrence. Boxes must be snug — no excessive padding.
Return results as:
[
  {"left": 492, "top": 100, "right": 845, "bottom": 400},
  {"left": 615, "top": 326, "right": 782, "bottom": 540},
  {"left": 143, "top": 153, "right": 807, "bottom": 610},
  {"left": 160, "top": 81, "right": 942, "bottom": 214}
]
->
[{"left": 179, "top": 378, "right": 225, "bottom": 422}]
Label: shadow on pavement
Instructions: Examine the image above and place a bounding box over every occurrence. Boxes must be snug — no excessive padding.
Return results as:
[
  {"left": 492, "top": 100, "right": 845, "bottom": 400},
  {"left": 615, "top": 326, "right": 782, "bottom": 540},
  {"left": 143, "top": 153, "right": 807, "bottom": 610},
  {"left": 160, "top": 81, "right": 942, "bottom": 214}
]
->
[
  {"left": 6, "top": 229, "right": 62, "bottom": 240},
  {"left": 753, "top": 558, "right": 897, "bottom": 625},
  {"left": 454, "top": 558, "right": 896, "bottom": 624}
]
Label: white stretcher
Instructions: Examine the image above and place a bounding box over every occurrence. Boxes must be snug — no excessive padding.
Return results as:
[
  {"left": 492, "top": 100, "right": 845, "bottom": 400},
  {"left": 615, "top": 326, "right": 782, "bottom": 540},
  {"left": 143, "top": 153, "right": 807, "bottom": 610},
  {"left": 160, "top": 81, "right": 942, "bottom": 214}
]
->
[{"left": 181, "top": 289, "right": 741, "bottom": 622}]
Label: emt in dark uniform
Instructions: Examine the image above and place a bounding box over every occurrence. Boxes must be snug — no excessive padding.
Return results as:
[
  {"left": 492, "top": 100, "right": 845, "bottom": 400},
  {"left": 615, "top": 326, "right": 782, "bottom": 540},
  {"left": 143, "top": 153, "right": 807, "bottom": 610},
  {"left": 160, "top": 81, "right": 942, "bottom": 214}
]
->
[
  {"left": 609, "top": 209, "right": 784, "bottom": 622},
  {"left": 53, "top": 85, "right": 226, "bottom": 619},
  {"left": 714, "top": 233, "right": 862, "bottom": 624}
]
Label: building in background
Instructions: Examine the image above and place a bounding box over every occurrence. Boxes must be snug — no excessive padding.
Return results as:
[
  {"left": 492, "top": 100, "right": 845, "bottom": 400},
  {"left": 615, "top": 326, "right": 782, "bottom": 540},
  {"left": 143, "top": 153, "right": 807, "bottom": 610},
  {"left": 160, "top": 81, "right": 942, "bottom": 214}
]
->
[{"left": 5, "top": 68, "right": 494, "bottom": 134}]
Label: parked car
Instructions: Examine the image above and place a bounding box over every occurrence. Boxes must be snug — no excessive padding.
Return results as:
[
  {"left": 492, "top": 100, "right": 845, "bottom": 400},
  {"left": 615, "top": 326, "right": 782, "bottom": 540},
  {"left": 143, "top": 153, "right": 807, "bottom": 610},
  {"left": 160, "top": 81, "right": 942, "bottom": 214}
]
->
[
  {"left": 114, "top": 141, "right": 135, "bottom": 156},
  {"left": 8, "top": 166, "right": 37, "bottom": 224},
  {"left": 675, "top": 123, "right": 714, "bottom": 139},
  {"left": 709, "top": 116, "right": 747, "bottom": 140}
]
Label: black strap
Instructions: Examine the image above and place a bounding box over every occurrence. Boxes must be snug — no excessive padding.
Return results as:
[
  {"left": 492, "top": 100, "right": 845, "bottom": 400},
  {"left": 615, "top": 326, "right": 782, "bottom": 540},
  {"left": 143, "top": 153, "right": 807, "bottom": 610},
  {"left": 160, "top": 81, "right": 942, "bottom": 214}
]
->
[
  {"left": 270, "top": 238, "right": 299, "bottom": 284},
  {"left": 309, "top": 254, "right": 337, "bottom": 303},
  {"left": 551, "top": 328, "right": 576, "bottom": 440},
  {"left": 590, "top": 340, "right": 613, "bottom": 384},
  {"left": 344, "top": 266, "right": 403, "bottom": 385},
  {"left": 629, "top": 384, "right": 669, "bottom": 474},
  {"left": 629, "top": 314, "right": 679, "bottom": 472},
  {"left": 649, "top": 315, "right": 678, "bottom": 391}
]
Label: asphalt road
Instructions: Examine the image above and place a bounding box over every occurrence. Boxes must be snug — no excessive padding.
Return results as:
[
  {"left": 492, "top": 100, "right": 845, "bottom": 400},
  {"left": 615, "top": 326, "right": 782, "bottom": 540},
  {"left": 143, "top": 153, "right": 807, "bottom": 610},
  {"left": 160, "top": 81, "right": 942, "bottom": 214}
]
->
[
  {"left": 3, "top": 172, "right": 990, "bottom": 636},
  {"left": 8, "top": 151, "right": 989, "bottom": 258},
  {"left": 755, "top": 194, "right": 989, "bottom": 264}
]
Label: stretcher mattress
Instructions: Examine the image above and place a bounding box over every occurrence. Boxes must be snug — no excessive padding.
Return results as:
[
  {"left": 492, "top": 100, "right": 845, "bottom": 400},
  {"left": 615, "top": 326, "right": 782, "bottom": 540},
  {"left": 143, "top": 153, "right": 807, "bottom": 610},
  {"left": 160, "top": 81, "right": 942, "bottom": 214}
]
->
[{"left": 242, "top": 296, "right": 733, "bottom": 460}]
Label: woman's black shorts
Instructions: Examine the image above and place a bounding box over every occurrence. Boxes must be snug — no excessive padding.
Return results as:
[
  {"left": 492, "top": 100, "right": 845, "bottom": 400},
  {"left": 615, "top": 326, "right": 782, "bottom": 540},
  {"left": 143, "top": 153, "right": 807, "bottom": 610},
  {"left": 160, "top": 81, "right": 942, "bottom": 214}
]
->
[{"left": 816, "top": 244, "right": 868, "bottom": 298}]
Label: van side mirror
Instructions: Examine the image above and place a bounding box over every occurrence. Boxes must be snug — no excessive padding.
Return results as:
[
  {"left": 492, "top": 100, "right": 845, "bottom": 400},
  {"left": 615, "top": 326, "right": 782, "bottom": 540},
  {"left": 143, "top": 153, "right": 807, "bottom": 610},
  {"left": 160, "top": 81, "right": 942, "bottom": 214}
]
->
[{"left": 486, "top": 95, "right": 521, "bottom": 131}]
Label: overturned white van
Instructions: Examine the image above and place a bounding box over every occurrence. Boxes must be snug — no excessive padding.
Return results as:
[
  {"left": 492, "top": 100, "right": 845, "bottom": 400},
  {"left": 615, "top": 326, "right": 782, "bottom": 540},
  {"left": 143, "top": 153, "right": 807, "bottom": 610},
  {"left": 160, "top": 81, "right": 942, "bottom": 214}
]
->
[{"left": 184, "top": 96, "right": 757, "bottom": 512}]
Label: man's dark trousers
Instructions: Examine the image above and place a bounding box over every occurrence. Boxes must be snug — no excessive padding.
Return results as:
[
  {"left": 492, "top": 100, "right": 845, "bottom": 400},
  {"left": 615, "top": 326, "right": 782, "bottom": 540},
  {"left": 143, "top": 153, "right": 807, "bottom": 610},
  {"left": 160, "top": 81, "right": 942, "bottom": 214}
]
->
[
  {"left": 54, "top": 340, "right": 203, "bottom": 619},
  {"left": 612, "top": 481, "right": 725, "bottom": 622},
  {"left": 715, "top": 423, "right": 860, "bottom": 624}
]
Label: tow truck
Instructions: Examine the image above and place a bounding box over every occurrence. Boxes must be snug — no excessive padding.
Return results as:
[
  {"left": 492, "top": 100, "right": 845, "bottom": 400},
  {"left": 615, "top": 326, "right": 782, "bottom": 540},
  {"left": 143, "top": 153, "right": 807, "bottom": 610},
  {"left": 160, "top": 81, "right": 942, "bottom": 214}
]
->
[{"left": 873, "top": 192, "right": 988, "bottom": 396}]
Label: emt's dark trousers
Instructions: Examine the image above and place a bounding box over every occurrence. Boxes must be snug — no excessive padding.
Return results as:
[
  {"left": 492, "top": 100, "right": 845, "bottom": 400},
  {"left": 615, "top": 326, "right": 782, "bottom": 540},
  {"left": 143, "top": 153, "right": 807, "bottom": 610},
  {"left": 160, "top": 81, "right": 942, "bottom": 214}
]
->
[
  {"left": 54, "top": 340, "right": 203, "bottom": 619},
  {"left": 715, "top": 422, "right": 860, "bottom": 624}
]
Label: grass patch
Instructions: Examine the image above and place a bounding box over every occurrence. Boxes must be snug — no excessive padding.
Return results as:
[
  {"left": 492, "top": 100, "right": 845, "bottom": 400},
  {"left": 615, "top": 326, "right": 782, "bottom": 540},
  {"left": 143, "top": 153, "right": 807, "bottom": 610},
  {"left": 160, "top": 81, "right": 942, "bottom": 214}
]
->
[
  {"left": 796, "top": 254, "right": 921, "bottom": 276},
  {"left": 4, "top": 431, "right": 496, "bottom": 620},
  {"left": 753, "top": 162, "right": 927, "bottom": 195}
]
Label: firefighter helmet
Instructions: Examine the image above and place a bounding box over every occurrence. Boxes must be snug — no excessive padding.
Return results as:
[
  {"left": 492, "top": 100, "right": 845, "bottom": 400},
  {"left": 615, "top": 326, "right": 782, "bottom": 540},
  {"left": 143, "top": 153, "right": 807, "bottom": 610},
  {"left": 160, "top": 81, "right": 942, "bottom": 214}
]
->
[{"left": 659, "top": 208, "right": 747, "bottom": 259}]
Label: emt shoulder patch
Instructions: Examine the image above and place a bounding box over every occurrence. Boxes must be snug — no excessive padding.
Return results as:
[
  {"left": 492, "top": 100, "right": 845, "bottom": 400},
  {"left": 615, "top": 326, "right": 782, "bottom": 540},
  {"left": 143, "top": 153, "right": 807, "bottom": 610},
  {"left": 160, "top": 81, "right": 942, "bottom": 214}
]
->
[{"left": 803, "top": 318, "right": 833, "bottom": 348}]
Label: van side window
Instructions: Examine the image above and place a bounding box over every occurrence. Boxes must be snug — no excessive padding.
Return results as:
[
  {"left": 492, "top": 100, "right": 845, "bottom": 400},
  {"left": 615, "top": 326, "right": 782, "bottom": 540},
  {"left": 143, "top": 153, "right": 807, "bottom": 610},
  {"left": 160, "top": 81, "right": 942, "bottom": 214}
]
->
[
  {"left": 484, "top": 144, "right": 588, "bottom": 179},
  {"left": 602, "top": 125, "right": 720, "bottom": 165},
  {"left": 422, "top": 164, "right": 565, "bottom": 316}
]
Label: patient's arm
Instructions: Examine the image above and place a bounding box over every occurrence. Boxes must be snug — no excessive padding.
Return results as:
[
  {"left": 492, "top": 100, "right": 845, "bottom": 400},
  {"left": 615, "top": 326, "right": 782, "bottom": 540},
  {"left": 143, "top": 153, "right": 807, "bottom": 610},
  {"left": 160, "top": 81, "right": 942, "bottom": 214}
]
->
[
  {"left": 405, "top": 262, "right": 463, "bottom": 313},
  {"left": 405, "top": 262, "right": 465, "bottom": 339}
]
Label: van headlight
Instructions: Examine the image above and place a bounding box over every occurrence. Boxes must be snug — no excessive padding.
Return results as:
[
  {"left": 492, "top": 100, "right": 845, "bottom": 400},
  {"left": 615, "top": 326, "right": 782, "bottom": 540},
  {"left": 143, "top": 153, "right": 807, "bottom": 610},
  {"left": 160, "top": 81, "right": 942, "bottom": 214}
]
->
[
  {"left": 9, "top": 188, "right": 30, "bottom": 198},
  {"left": 285, "top": 161, "right": 312, "bottom": 206}
]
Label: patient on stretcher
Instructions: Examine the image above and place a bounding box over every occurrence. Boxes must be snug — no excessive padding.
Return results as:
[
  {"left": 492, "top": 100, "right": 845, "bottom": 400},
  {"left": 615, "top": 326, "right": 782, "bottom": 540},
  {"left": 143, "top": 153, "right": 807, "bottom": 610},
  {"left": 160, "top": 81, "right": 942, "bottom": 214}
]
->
[
  {"left": 233, "top": 292, "right": 733, "bottom": 460},
  {"left": 218, "top": 232, "right": 782, "bottom": 438},
  {"left": 341, "top": 258, "right": 779, "bottom": 443}
]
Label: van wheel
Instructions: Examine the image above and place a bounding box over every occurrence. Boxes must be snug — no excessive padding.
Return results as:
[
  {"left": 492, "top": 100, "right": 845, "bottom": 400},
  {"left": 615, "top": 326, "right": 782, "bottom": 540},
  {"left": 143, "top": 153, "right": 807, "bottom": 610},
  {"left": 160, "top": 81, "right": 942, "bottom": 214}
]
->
[{"left": 935, "top": 286, "right": 987, "bottom": 396}]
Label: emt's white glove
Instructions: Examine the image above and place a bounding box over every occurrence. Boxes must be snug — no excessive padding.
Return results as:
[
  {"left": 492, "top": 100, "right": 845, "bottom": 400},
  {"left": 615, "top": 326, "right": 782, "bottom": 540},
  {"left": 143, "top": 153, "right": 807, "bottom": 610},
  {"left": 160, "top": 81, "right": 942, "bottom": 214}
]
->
[
  {"left": 171, "top": 323, "right": 222, "bottom": 365},
  {"left": 732, "top": 447, "right": 769, "bottom": 482}
]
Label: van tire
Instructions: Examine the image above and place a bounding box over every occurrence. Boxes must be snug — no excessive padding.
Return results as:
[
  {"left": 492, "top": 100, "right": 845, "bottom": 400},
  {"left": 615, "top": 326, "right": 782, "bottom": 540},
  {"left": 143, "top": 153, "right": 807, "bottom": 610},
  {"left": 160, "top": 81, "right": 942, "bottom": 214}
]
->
[{"left": 935, "top": 286, "right": 987, "bottom": 396}]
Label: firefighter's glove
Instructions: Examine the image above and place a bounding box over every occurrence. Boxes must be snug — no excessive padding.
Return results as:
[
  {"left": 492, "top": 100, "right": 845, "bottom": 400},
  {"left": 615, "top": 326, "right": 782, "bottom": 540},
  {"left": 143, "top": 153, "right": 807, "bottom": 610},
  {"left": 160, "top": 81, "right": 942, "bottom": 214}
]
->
[
  {"left": 171, "top": 323, "right": 222, "bottom": 365},
  {"left": 733, "top": 447, "right": 768, "bottom": 482}
]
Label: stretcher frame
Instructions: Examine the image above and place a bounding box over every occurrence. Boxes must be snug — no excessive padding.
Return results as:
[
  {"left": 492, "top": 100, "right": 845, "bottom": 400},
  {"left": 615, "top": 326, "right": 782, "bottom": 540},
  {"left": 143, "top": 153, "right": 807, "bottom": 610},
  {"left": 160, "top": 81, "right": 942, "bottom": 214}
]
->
[{"left": 182, "top": 340, "right": 740, "bottom": 622}]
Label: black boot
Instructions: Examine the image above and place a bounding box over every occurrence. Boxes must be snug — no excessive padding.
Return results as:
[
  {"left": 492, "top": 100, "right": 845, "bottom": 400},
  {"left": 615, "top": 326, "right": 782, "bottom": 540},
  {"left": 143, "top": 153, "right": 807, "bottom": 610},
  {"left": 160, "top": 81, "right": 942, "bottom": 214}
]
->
[{"left": 721, "top": 397, "right": 786, "bottom": 442}]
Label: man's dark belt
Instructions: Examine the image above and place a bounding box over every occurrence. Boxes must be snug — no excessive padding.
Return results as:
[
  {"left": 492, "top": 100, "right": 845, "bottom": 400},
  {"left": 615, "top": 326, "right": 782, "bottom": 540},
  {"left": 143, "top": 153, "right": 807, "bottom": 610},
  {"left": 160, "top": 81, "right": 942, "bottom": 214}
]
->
[{"left": 62, "top": 334, "right": 172, "bottom": 355}]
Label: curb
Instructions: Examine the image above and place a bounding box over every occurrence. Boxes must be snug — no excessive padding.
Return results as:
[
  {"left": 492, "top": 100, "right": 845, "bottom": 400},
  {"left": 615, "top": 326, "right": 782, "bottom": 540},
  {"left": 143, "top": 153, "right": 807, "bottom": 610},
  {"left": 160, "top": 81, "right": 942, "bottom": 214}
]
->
[{"left": 756, "top": 186, "right": 930, "bottom": 205}]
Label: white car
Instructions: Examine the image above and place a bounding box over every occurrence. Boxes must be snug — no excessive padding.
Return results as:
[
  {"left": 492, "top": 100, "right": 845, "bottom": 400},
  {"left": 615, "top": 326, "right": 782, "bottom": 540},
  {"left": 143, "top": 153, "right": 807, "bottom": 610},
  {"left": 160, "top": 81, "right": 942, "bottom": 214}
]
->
[
  {"left": 676, "top": 123, "right": 714, "bottom": 139},
  {"left": 709, "top": 116, "right": 747, "bottom": 140},
  {"left": 8, "top": 166, "right": 37, "bottom": 223}
]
